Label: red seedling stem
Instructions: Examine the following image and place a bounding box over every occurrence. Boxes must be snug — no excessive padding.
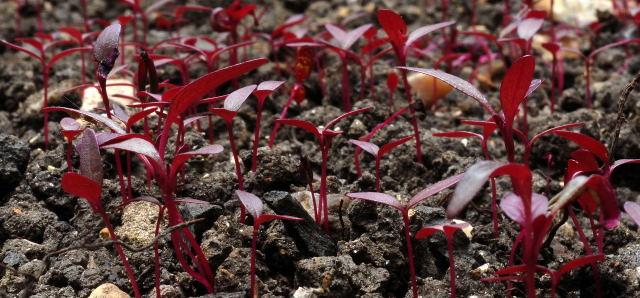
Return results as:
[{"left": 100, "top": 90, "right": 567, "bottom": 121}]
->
[
  {"left": 236, "top": 191, "right": 302, "bottom": 298},
  {"left": 251, "top": 81, "right": 284, "bottom": 172},
  {"left": 348, "top": 174, "right": 462, "bottom": 298},
  {"left": 349, "top": 135, "right": 413, "bottom": 191},
  {"left": 268, "top": 83, "right": 305, "bottom": 148}
]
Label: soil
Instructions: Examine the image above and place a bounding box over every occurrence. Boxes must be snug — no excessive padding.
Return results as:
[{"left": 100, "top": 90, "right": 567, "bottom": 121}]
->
[{"left": 1, "top": 0, "right": 640, "bottom": 297}]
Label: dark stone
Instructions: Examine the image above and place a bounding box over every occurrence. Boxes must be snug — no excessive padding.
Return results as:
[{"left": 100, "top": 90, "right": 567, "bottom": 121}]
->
[
  {"left": 0, "top": 134, "right": 29, "bottom": 198},
  {"left": 263, "top": 191, "right": 337, "bottom": 257},
  {"left": 179, "top": 202, "right": 224, "bottom": 237}
]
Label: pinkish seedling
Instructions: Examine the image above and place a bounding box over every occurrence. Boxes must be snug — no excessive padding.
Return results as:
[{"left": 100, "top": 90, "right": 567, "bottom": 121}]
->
[
  {"left": 348, "top": 135, "right": 413, "bottom": 191},
  {"left": 251, "top": 81, "right": 285, "bottom": 172},
  {"left": 415, "top": 222, "right": 470, "bottom": 298},
  {"left": 347, "top": 174, "right": 462, "bottom": 298},
  {"left": 235, "top": 190, "right": 302, "bottom": 298}
]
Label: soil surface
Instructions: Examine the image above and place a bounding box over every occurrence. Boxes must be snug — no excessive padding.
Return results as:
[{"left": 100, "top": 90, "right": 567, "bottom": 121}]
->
[{"left": 1, "top": 0, "right": 640, "bottom": 297}]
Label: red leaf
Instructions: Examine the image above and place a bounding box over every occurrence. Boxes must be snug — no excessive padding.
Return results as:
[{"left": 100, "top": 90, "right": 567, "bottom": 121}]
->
[
  {"left": 405, "top": 21, "right": 455, "bottom": 53},
  {"left": 386, "top": 71, "right": 399, "bottom": 91},
  {"left": 274, "top": 119, "right": 321, "bottom": 139},
  {"left": 174, "top": 197, "right": 212, "bottom": 205},
  {"left": 348, "top": 139, "right": 379, "bottom": 156},
  {"left": 60, "top": 117, "right": 81, "bottom": 132},
  {"left": 58, "top": 27, "right": 83, "bottom": 43},
  {"left": 126, "top": 108, "right": 157, "bottom": 130},
  {"left": 433, "top": 131, "right": 483, "bottom": 140},
  {"left": 447, "top": 161, "right": 504, "bottom": 217},
  {"left": 551, "top": 130, "right": 609, "bottom": 164},
  {"left": 346, "top": 192, "right": 403, "bottom": 210},
  {"left": 47, "top": 47, "right": 92, "bottom": 69},
  {"left": 1, "top": 39, "right": 43, "bottom": 63},
  {"left": 529, "top": 122, "right": 584, "bottom": 146},
  {"left": 409, "top": 173, "right": 463, "bottom": 208},
  {"left": 557, "top": 254, "right": 604, "bottom": 276},
  {"left": 324, "top": 107, "right": 370, "bottom": 131},
  {"left": 235, "top": 190, "right": 263, "bottom": 218},
  {"left": 78, "top": 128, "right": 103, "bottom": 185},
  {"left": 325, "top": 23, "right": 372, "bottom": 50},
  {"left": 610, "top": 159, "right": 640, "bottom": 175},
  {"left": 399, "top": 67, "right": 496, "bottom": 116},
  {"left": 377, "top": 9, "right": 407, "bottom": 49},
  {"left": 273, "top": 14, "right": 306, "bottom": 37},
  {"left": 378, "top": 135, "right": 413, "bottom": 157},
  {"left": 224, "top": 84, "right": 257, "bottom": 111},
  {"left": 500, "top": 55, "right": 535, "bottom": 125},
  {"left": 164, "top": 58, "right": 267, "bottom": 126},
  {"left": 62, "top": 172, "right": 102, "bottom": 211},
  {"left": 517, "top": 18, "right": 544, "bottom": 40},
  {"left": 258, "top": 214, "right": 303, "bottom": 225}
]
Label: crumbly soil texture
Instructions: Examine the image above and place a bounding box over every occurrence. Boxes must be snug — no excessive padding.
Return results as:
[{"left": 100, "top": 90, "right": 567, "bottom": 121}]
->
[{"left": 1, "top": 0, "right": 640, "bottom": 297}]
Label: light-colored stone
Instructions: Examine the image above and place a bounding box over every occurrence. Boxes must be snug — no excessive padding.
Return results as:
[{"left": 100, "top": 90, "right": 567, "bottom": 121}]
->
[
  {"left": 81, "top": 78, "right": 135, "bottom": 112},
  {"left": 115, "top": 201, "right": 162, "bottom": 247},
  {"left": 88, "top": 283, "right": 130, "bottom": 298}
]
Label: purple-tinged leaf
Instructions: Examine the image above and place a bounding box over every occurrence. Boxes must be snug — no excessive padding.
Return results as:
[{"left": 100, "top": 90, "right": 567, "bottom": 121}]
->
[
  {"left": 379, "top": 135, "right": 414, "bottom": 157},
  {"left": 326, "top": 24, "right": 372, "bottom": 50},
  {"left": 433, "top": 131, "right": 483, "bottom": 140},
  {"left": 62, "top": 172, "right": 102, "bottom": 211},
  {"left": 93, "top": 23, "right": 121, "bottom": 79},
  {"left": 415, "top": 222, "right": 469, "bottom": 239},
  {"left": 60, "top": 117, "right": 81, "bottom": 132},
  {"left": 78, "top": 129, "right": 103, "bottom": 185},
  {"left": 623, "top": 201, "right": 640, "bottom": 227},
  {"left": 112, "top": 104, "right": 129, "bottom": 123},
  {"left": 44, "top": 107, "right": 125, "bottom": 134},
  {"left": 517, "top": 17, "right": 544, "bottom": 40},
  {"left": 236, "top": 190, "right": 263, "bottom": 218},
  {"left": 224, "top": 84, "right": 257, "bottom": 111},
  {"left": 409, "top": 173, "right": 463, "bottom": 208},
  {"left": 610, "top": 159, "right": 640, "bottom": 175},
  {"left": 101, "top": 135, "right": 162, "bottom": 164},
  {"left": 346, "top": 192, "right": 403, "bottom": 210},
  {"left": 273, "top": 14, "right": 306, "bottom": 37},
  {"left": 500, "top": 55, "right": 535, "bottom": 125},
  {"left": 126, "top": 108, "right": 157, "bottom": 130},
  {"left": 525, "top": 79, "right": 543, "bottom": 98},
  {"left": 447, "top": 161, "right": 505, "bottom": 217},
  {"left": 254, "top": 81, "right": 285, "bottom": 103},
  {"left": 95, "top": 132, "right": 122, "bottom": 145},
  {"left": 404, "top": 21, "right": 455, "bottom": 53},
  {"left": 399, "top": 67, "right": 495, "bottom": 116},
  {"left": 500, "top": 192, "right": 548, "bottom": 226},
  {"left": 349, "top": 139, "right": 379, "bottom": 156}
]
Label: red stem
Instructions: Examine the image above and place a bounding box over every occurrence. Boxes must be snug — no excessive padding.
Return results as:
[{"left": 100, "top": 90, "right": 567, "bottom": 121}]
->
[
  {"left": 99, "top": 212, "right": 141, "bottom": 298},
  {"left": 320, "top": 144, "right": 330, "bottom": 231},
  {"left": 153, "top": 206, "right": 165, "bottom": 298},
  {"left": 250, "top": 223, "right": 259, "bottom": 298},
  {"left": 43, "top": 68, "right": 49, "bottom": 148},
  {"left": 65, "top": 139, "right": 73, "bottom": 171},
  {"left": 340, "top": 57, "right": 352, "bottom": 111},
  {"left": 268, "top": 87, "right": 296, "bottom": 148},
  {"left": 375, "top": 156, "right": 381, "bottom": 192},
  {"left": 226, "top": 122, "right": 244, "bottom": 190},
  {"left": 402, "top": 210, "right": 418, "bottom": 298},
  {"left": 446, "top": 234, "right": 457, "bottom": 298},
  {"left": 399, "top": 67, "right": 424, "bottom": 164}
]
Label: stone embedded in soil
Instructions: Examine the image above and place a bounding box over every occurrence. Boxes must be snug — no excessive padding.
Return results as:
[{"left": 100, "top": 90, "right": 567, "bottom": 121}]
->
[
  {"left": 263, "top": 191, "right": 337, "bottom": 257},
  {"left": 0, "top": 133, "right": 30, "bottom": 197},
  {"left": 0, "top": 193, "right": 58, "bottom": 242},
  {"left": 88, "top": 283, "right": 130, "bottom": 298},
  {"left": 295, "top": 255, "right": 390, "bottom": 295},
  {"left": 178, "top": 201, "right": 223, "bottom": 236},
  {"left": 147, "top": 284, "right": 184, "bottom": 298},
  {"left": 115, "top": 201, "right": 161, "bottom": 248}
]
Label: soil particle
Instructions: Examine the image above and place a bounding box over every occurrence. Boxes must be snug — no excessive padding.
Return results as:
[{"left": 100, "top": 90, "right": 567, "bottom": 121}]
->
[
  {"left": 263, "top": 191, "right": 337, "bottom": 257},
  {"left": 88, "top": 283, "right": 130, "bottom": 298},
  {"left": 295, "top": 255, "right": 390, "bottom": 296},
  {"left": 0, "top": 193, "right": 58, "bottom": 243},
  {"left": 0, "top": 133, "right": 30, "bottom": 198},
  {"left": 115, "top": 201, "right": 162, "bottom": 248}
]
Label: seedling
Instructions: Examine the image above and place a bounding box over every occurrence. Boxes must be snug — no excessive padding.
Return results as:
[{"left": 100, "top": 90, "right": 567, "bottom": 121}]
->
[
  {"left": 235, "top": 190, "right": 302, "bottom": 297},
  {"left": 93, "top": 23, "right": 122, "bottom": 119},
  {"left": 60, "top": 128, "right": 141, "bottom": 297},
  {"left": 347, "top": 174, "right": 462, "bottom": 297},
  {"left": 1, "top": 35, "right": 90, "bottom": 147},
  {"left": 276, "top": 107, "right": 370, "bottom": 230},
  {"left": 561, "top": 38, "right": 640, "bottom": 107},
  {"left": 58, "top": 26, "right": 97, "bottom": 84},
  {"left": 322, "top": 23, "right": 372, "bottom": 111},
  {"left": 377, "top": 8, "right": 455, "bottom": 163},
  {"left": 624, "top": 201, "right": 640, "bottom": 228},
  {"left": 250, "top": 81, "right": 285, "bottom": 172},
  {"left": 386, "top": 71, "right": 399, "bottom": 107},
  {"left": 348, "top": 135, "right": 413, "bottom": 191},
  {"left": 210, "top": 84, "right": 258, "bottom": 191},
  {"left": 353, "top": 107, "right": 408, "bottom": 177},
  {"left": 415, "top": 222, "right": 469, "bottom": 298},
  {"left": 60, "top": 117, "right": 83, "bottom": 171}
]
